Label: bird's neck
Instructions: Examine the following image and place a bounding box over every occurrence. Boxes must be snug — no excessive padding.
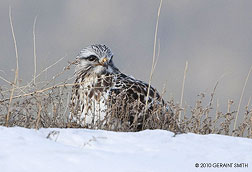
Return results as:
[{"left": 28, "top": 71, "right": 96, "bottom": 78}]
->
[{"left": 75, "top": 71, "right": 120, "bottom": 88}]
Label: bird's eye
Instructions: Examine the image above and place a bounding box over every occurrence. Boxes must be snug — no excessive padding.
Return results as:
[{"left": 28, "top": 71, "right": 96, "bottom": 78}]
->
[{"left": 88, "top": 55, "right": 98, "bottom": 61}]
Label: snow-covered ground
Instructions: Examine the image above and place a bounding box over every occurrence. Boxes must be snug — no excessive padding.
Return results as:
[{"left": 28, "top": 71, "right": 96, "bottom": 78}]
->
[{"left": 0, "top": 126, "right": 252, "bottom": 172}]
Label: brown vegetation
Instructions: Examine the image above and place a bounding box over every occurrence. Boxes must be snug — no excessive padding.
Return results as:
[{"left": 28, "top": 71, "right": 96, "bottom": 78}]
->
[
  {"left": 0, "top": 61, "right": 251, "bottom": 138},
  {"left": 1, "top": 4, "right": 252, "bottom": 138}
]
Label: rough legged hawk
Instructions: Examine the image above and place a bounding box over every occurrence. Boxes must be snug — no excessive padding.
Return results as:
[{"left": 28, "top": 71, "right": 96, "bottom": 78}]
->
[{"left": 69, "top": 44, "right": 174, "bottom": 131}]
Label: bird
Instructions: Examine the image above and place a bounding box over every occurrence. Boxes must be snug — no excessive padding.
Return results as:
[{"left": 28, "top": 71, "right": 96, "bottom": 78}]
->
[{"left": 69, "top": 44, "right": 175, "bottom": 131}]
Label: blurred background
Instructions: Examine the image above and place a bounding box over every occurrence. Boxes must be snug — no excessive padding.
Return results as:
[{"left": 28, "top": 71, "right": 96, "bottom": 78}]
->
[{"left": 0, "top": 0, "right": 252, "bottom": 113}]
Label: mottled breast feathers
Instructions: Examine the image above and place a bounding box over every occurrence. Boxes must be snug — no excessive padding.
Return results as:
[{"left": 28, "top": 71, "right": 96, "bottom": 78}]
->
[{"left": 69, "top": 44, "right": 173, "bottom": 130}]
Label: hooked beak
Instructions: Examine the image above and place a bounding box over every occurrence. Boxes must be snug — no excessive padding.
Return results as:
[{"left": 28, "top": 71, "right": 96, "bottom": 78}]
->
[{"left": 100, "top": 57, "right": 108, "bottom": 67}]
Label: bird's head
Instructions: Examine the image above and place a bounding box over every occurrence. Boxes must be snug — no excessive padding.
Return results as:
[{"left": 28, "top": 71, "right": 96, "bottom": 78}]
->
[{"left": 75, "top": 44, "right": 119, "bottom": 76}]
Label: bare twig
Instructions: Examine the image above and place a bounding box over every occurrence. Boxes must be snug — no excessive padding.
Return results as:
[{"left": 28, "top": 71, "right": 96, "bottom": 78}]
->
[
  {"left": 233, "top": 65, "right": 252, "bottom": 135},
  {"left": 41, "top": 57, "right": 73, "bottom": 88},
  {"left": 209, "top": 80, "right": 218, "bottom": 108},
  {"left": 33, "top": 16, "right": 38, "bottom": 85},
  {"left": 244, "top": 96, "right": 251, "bottom": 121},
  {"left": 0, "top": 74, "right": 118, "bottom": 103},
  {"left": 0, "top": 70, "right": 6, "bottom": 74},
  {"left": 144, "top": 0, "right": 163, "bottom": 112},
  {"left": 6, "top": 6, "right": 19, "bottom": 127},
  {"left": 0, "top": 75, "right": 12, "bottom": 85},
  {"left": 35, "top": 98, "right": 42, "bottom": 129},
  {"left": 153, "top": 39, "right": 161, "bottom": 71},
  {"left": 22, "top": 56, "right": 65, "bottom": 91},
  {"left": 247, "top": 97, "right": 251, "bottom": 109},
  {"left": 0, "top": 75, "right": 27, "bottom": 94},
  {"left": 179, "top": 61, "right": 188, "bottom": 122},
  {"left": 63, "top": 93, "right": 71, "bottom": 119}
]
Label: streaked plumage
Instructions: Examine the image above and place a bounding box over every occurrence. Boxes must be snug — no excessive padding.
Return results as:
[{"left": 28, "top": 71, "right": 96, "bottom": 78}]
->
[{"left": 69, "top": 44, "right": 173, "bottom": 130}]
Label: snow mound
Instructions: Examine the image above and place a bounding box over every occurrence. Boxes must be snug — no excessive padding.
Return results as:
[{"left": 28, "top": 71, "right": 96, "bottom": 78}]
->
[{"left": 0, "top": 126, "right": 252, "bottom": 172}]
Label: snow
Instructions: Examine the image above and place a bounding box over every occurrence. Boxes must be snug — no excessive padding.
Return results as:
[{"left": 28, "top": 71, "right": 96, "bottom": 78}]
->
[{"left": 0, "top": 126, "right": 252, "bottom": 172}]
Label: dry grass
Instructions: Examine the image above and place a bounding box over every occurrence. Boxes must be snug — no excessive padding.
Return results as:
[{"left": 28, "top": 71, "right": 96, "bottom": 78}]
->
[
  {"left": 1, "top": 68, "right": 252, "bottom": 138},
  {"left": 179, "top": 61, "right": 188, "bottom": 122},
  {"left": 0, "top": 55, "right": 252, "bottom": 137},
  {"left": 0, "top": 52, "right": 251, "bottom": 137},
  {"left": 233, "top": 65, "right": 252, "bottom": 135},
  {"left": 6, "top": 6, "right": 19, "bottom": 127},
  {"left": 144, "top": 0, "right": 163, "bottom": 122},
  {"left": 1, "top": 3, "right": 252, "bottom": 139}
]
